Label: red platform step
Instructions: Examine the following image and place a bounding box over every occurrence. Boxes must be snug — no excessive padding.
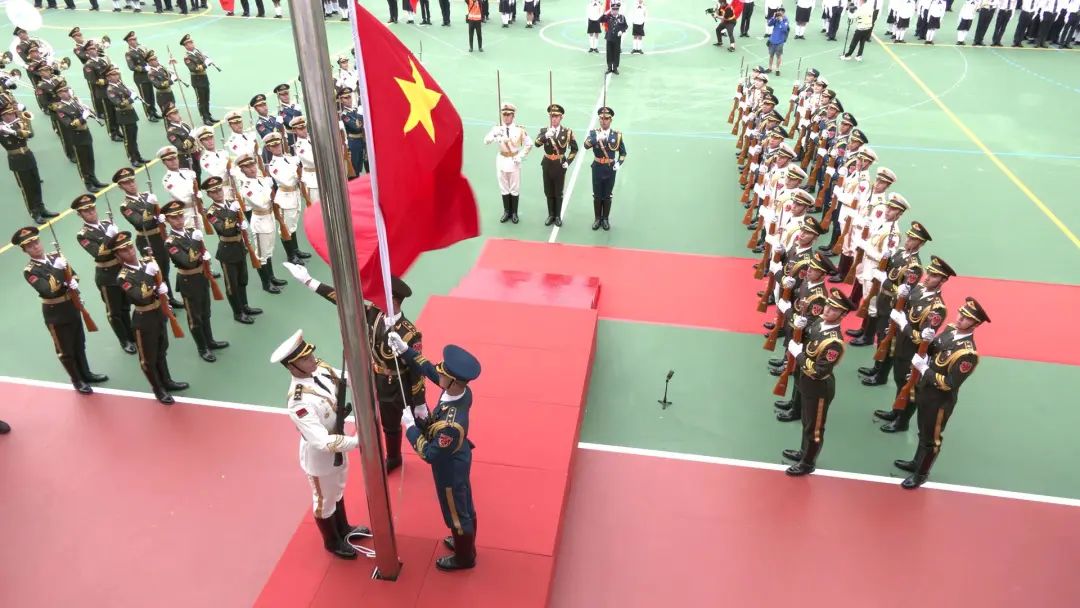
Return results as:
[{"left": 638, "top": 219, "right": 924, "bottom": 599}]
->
[{"left": 451, "top": 267, "right": 600, "bottom": 310}]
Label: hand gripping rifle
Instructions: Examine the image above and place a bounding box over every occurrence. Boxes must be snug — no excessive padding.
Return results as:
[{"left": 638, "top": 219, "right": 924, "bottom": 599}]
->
[
  {"left": 856, "top": 256, "right": 889, "bottom": 318},
  {"left": 46, "top": 222, "right": 97, "bottom": 332},
  {"left": 144, "top": 246, "right": 184, "bottom": 338},
  {"left": 728, "top": 57, "right": 745, "bottom": 124},
  {"left": 194, "top": 226, "right": 223, "bottom": 301},
  {"left": 226, "top": 163, "right": 262, "bottom": 269},
  {"left": 893, "top": 340, "right": 930, "bottom": 413},
  {"left": 763, "top": 285, "right": 793, "bottom": 351},
  {"left": 332, "top": 357, "right": 352, "bottom": 467},
  {"left": 873, "top": 290, "right": 910, "bottom": 362},
  {"left": 773, "top": 323, "right": 804, "bottom": 396},
  {"left": 783, "top": 58, "right": 802, "bottom": 127}
]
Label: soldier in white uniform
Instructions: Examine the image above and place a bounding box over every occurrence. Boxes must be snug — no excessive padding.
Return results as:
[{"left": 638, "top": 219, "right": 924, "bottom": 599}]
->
[
  {"left": 334, "top": 57, "right": 359, "bottom": 103},
  {"left": 223, "top": 111, "right": 261, "bottom": 180},
  {"left": 265, "top": 132, "right": 311, "bottom": 265},
  {"left": 194, "top": 126, "right": 230, "bottom": 196},
  {"left": 235, "top": 154, "right": 288, "bottom": 294},
  {"left": 271, "top": 329, "right": 371, "bottom": 560},
  {"left": 482, "top": 103, "right": 532, "bottom": 224},
  {"left": 289, "top": 116, "right": 321, "bottom": 205},
  {"left": 849, "top": 193, "right": 908, "bottom": 346},
  {"left": 158, "top": 146, "right": 201, "bottom": 230}
]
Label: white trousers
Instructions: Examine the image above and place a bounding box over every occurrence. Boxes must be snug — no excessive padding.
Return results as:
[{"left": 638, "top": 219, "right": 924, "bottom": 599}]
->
[
  {"left": 497, "top": 169, "right": 521, "bottom": 195},
  {"left": 279, "top": 206, "right": 300, "bottom": 235},
  {"left": 253, "top": 230, "right": 276, "bottom": 262},
  {"left": 307, "top": 464, "right": 347, "bottom": 518}
]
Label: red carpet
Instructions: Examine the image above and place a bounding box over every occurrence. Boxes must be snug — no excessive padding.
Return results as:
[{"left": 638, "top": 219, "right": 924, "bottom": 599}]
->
[
  {"left": 0, "top": 382, "right": 307, "bottom": 608},
  {"left": 255, "top": 293, "right": 599, "bottom": 607},
  {"left": 550, "top": 448, "right": 1080, "bottom": 608},
  {"left": 476, "top": 239, "right": 1080, "bottom": 367}
]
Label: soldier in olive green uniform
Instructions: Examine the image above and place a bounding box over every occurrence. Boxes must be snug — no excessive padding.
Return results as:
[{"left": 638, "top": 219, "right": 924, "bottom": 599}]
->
[
  {"left": 113, "top": 231, "right": 189, "bottom": 404},
  {"left": 74, "top": 194, "right": 136, "bottom": 354},
  {"left": 894, "top": 297, "right": 989, "bottom": 489},
  {"left": 115, "top": 167, "right": 179, "bottom": 306},
  {"left": 875, "top": 255, "right": 955, "bottom": 433},
  {"left": 783, "top": 287, "right": 855, "bottom": 476},
  {"left": 204, "top": 177, "right": 262, "bottom": 324},
  {"left": 52, "top": 84, "right": 108, "bottom": 193},
  {"left": 772, "top": 252, "right": 835, "bottom": 420},
  {"left": 533, "top": 103, "right": 578, "bottom": 227},
  {"left": 14, "top": 226, "right": 107, "bottom": 395},
  {"left": 1, "top": 104, "right": 58, "bottom": 224},
  {"left": 104, "top": 66, "right": 148, "bottom": 166},
  {"left": 162, "top": 200, "right": 229, "bottom": 362}
]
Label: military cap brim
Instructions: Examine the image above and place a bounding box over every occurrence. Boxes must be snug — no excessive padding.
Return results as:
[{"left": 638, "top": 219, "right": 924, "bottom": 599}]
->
[
  {"left": 391, "top": 276, "right": 412, "bottom": 300},
  {"left": 825, "top": 287, "right": 855, "bottom": 312},
  {"left": 71, "top": 194, "right": 97, "bottom": 211},
  {"left": 907, "top": 221, "right": 931, "bottom": 242},
  {"left": 436, "top": 344, "right": 481, "bottom": 382},
  {"left": 123, "top": 31, "right": 137, "bottom": 42},
  {"left": 960, "top": 297, "right": 991, "bottom": 324},
  {"left": 808, "top": 252, "right": 837, "bottom": 275},
  {"left": 547, "top": 103, "right": 565, "bottom": 115},
  {"left": 161, "top": 200, "right": 186, "bottom": 216},
  {"left": 107, "top": 231, "right": 135, "bottom": 252},
  {"left": 249, "top": 94, "right": 268, "bottom": 107},
  {"left": 800, "top": 216, "right": 826, "bottom": 236},
  {"left": 926, "top": 255, "right": 957, "bottom": 278},
  {"left": 11, "top": 226, "right": 40, "bottom": 248},
  {"left": 200, "top": 176, "right": 224, "bottom": 191},
  {"left": 270, "top": 329, "right": 316, "bottom": 364},
  {"left": 791, "top": 189, "right": 814, "bottom": 207},
  {"left": 112, "top": 167, "right": 137, "bottom": 184},
  {"left": 886, "top": 193, "right": 909, "bottom": 211},
  {"left": 179, "top": 34, "right": 193, "bottom": 46},
  {"left": 597, "top": 106, "right": 615, "bottom": 118},
  {"left": 273, "top": 83, "right": 291, "bottom": 94},
  {"left": 68, "top": 27, "right": 82, "bottom": 38}
]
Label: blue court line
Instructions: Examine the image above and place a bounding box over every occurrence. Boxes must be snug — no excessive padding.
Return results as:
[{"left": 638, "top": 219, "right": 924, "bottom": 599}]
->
[{"left": 991, "top": 49, "right": 1080, "bottom": 95}]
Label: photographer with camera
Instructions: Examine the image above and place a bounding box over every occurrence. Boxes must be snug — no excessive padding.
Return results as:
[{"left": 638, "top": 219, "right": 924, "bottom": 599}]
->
[
  {"left": 841, "top": 0, "right": 875, "bottom": 60},
  {"left": 710, "top": 0, "right": 739, "bottom": 50},
  {"left": 766, "top": 8, "right": 790, "bottom": 75}
]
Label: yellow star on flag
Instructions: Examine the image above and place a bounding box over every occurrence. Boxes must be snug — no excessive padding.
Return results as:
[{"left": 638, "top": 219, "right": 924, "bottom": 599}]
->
[{"left": 395, "top": 58, "right": 442, "bottom": 142}]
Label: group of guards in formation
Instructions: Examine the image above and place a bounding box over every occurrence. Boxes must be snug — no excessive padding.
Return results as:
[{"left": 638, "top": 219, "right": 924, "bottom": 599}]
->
[
  {"left": 482, "top": 101, "right": 626, "bottom": 231},
  {"left": 11, "top": 28, "right": 372, "bottom": 405},
  {"left": 730, "top": 65, "right": 990, "bottom": 489}
]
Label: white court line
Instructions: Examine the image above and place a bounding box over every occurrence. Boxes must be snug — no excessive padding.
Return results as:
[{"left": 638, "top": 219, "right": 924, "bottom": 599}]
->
[
  {"left": 548, "top": 74, "right": 609, "bottom": 243},
  {"left": 577, "top": 442, "right": 1080, "bottom": 509}
]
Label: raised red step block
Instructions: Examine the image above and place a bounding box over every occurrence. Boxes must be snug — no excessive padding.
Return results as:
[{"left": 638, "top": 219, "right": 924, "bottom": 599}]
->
[{"left": 451, "top": 267, "right": 600, "bottom": 310}]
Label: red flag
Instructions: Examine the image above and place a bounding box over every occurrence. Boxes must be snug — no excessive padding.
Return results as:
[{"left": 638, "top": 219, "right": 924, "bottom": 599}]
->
[
  {"left": 219, "top": 0, "right": 235, "bottom": 12},
  {"left": 730, "top": 0, "right": 744, "bottom": 18},
  {"left": 303, "top": 2, "right": 479, "bottom": 312}
]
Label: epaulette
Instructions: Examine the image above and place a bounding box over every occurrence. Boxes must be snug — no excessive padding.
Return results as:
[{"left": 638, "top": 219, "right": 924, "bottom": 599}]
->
[{"left": 292, "top": 383, "right": 304, "bottom": 402}]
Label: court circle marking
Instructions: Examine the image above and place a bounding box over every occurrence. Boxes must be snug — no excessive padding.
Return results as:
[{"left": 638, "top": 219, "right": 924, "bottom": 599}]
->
[{"left": 539, "top": 18, "right": 711, "bottom": 55}]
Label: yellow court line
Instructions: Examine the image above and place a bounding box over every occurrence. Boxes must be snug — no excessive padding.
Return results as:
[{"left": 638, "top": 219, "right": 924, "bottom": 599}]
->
[
  {"left": 883, "top": 40, "right": 1080, "bottom": 53},
  {"left": 39, "top": 8, "right": 215, "bottom": 30},
  {"left": 872, "top": 34, "right": 1080, "bottom": 251}
]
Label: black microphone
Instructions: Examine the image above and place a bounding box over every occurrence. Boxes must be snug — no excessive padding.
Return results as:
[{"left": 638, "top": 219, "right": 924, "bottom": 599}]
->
[{"left": 659, "top": 369, "right": 674, "bottom": 409}]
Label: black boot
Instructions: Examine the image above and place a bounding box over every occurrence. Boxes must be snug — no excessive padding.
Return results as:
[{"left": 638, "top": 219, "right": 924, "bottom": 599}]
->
[
  {"left": 143, "top": 368, "right": 172, "bottom": 404},
  {"left": 192, "top": 326, "right": 215, "bottom": 362},
  {"left": 61, "top": 359, "right": 92, "bottom": 394},
  {"left": 601, "top": 198, "right": 612, "bottom": 230},
  {"left": 436, "top": 532, "right": 476, "bottom": 570},
  {"left": 334, "top": 499, "right": 371, "bottom": 538},
  {"left": 315, "top": 515, "right": 357, "bottom": 559},
  {"left": 858, "top": 361, "right": 881, "bottom": 377},
  {"left": 902, "top": 447, "right": 936, "bottom": 489},
  {"left": 510, "top": 194, "right": 520, "bottom": 223},
  {"left": 158, "top": 358, "right": 189, "bottom": 392},
  {"left": 75, "top": 349, "right": 108, "bottom": 383},
  {"left": 499, "top": 194, "right": 512, "bottom": 223},
  {"left": 229, "top": 292, "right": 253, "bottom": 324},
  {"left": 257, "top": 265, "right": 281, "bottom": 294},
  {"left": 591, "top": 197, "right": 602, "bottom": 230},
  {"left": 282, "top": 239, "right": 304, "bottom": 265},
  {"left": 204, "top": 319, "right": 229, "bottom": 350},
  {"left": 266, "top": 257, "right": 287, "bottom": 286},
  {"left": 786, "top": 439, "right": 821, "bottom": 476},
  {"left": 385, "top": 429, "right": 403, "bottom": 473},
  {"left": 862, "top": 357, "right": 892, "bottom": 386}
]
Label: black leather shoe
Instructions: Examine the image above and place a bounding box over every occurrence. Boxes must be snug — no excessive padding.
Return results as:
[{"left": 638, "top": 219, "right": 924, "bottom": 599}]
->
[
  {"left": 296, "top": 251, "right": 312, "bottom": 259},
  {"left": 881, "top": 421, "right": 908, "bottom": 433},
  {"left": 41, "top": 208, "right": 60, "bottom": 218},
  {"left": 32, "top": 214, "right": 46, "bottom": 225},
  {"left": 782, "top": 449, "right": 803, "bottom": 461},
  {"left": 763, "top": 322, "right": 775, "bottom": 330},
  {"left": 591, "top": 220, "right": 602, "bottom": 230},
  {"left": 155, "top": 390, "right": 174, "bottom": 405},
  {"left": 435, "top": 555, "right": 476, "bottom": 571},
  {"left": 776, "top": 410, "right": 800, "bottom": 422},
  {"left": 845, "top": 329, "right": 862, "bottom": 337},
  {"left": 385, "top": 455, "right": 402, "bottom": 473},
  {"left": 817, "top": 244, "right": 832, "bottom": 252},
  {"left": 200, "top": 351, "right": 217, "bottom": 362},
  {"left": 861, "top": 375, "right": 887, "bottom": 386},
  {"left": 893, "top": 459, "right": 916, "bottom": 472},
  {"left": 270, "top": 277, "right": 287, "bottom": 286},
  {"left": 751, "top": 246, "right": 764, "bottom": 254},
  {"left": 828, "top": 273, "right": 844, "bottom": 283},
  {"left": 785, "top": 462, "right": 815, "bottom": 476},
  {"left": 774, "top": 399, "right": 793, "bottom": 410},
  {"left": 500, "top": 212, "right": 511, "bottom": 223},
  {"left": 554, "top": 217, "right": 562, "bottom": 227},
  {"left": 73, "top": 381, "right": 93, "bottom": 395},
  {"left": 511, "top": 214, "right": 519, "bottom": 224},
  {"left": 850, "top": 335, "right": 874, "bottom": 346},
  {"left": 234, "top": 313, "right": 254, "bottom": 324},
  {"left": 84, "top": 372, "right": 108, "bottom": 383},
  {"left": 443, "top": 535, "right": 455, "bottom": 550},
  {"left": 768, "top": 358, "right": 784, "bottom": 367},
  {"left": 243, "top": 306, "right": 263, "bottom": 315},
  {"left": 85, "top": 183, "right": 101, "bottom": 194},
  {"left": 769, "top": 366, "right": 783, "bottom": 377},
  {"left": 169, "top": 298, "right": 185, "bottom": 309},
  {"left": 601, "top": 219, "right": 610, "bottom": 230},
  {"left": 901, "top": 474, "right": 928, "bottom": 489},
  {"left": 165, "top": 380, "right": 189, "bottom": 391},
  {"left": 263, "top": 284, "right": 282, "bottom": 294},
  {"left": 544, "top": 216, "right": 555, "bottom": 226},
  {"left": 873, "top": 409, "right": 897, "bottom": 421},
  {"left": 207, "top": 339, "right": 229, "bottom": 350},
  {"left": 122, "top": 341, "right": 137, "bottom": 354},
  {"left": 858, "top": 365, "right": 878, "bottom": 376}
]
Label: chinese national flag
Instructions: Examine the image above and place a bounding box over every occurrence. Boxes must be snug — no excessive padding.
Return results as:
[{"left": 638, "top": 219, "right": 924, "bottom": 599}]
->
[
  {"left": 304, "top": 2, "right": 479, "bottom": 312},
  {"left": 219, "top": 0, "right": 235, "bottom": 12},
  {"left": 730, "top": 0, "right": 743, "bottom": 18}
]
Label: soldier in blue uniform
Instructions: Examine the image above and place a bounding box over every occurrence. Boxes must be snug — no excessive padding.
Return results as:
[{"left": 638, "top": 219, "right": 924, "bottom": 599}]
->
[
  {"left": 338, "top": 87, "right": 368, "bottom": 177},
  {"left": 251, "top": 93, "right": 283, "bottom": 165},
  {"left": 583, "top": 106, "right": 626, "bottom": 231},
  {"left": 274, "top": 83, "right": 302, "bottom": 151},
  {"left": 388, "top": 334, "right": 481, "bottom": 571}
]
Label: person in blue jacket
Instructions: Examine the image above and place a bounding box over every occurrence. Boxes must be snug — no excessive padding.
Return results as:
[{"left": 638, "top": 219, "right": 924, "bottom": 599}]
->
[
  {"left": 388, "top": 333, "right": 481, "bottom": 571},
  {"left": 766, "top": 7, "right": 790, "bottom": 76}
]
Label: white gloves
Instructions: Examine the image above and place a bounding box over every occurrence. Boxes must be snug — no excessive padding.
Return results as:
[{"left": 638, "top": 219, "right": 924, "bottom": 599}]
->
[
  {"left": 156, "top": 214, "right": 167, "bottom": 224},
  {"left": 67, "top": 278, "right": 79, "bottom": 291},
  {"left": 911, "top": 354, "right": 929, "bottom": 375},
  {"left": 240, "top": 220, "right": 249, "bottom": 231},
  {"left": 561, "top": 162, "right": 568, "bottom": 169},
  {"left": 838, "top": 167, "right": 848, "bottom": 178},
  {"left": 283, "top": 261, "right": 311, "bottom": 284},
  {"left": 387, "top": 331, "right": 408, "bottom": 356},
  {"left": 51, "top": 256, "right": 68, "bottom": 270},
  {"left": 413, "top": 404, "right": 429, "bottom": 420},
  {"left": 201, "top": 251, "right": 211, "bottom": 262},
  {"left": 781, "top": 276, "right": 796, "bottom": 289},
  {"left": 145, "top": 261, "right": 160, "bottom": 276},
  {"left": 401, "top": 405, "right": 415, "bottom": 429},
  {"left": 787, "top": 341, "right": 803, "bottom": 357},
  {"left": 229, "top": 201, "right": 241, "bottom": 211},
  {"left": 613, "top": 162, "right": 621, "bottom": 171},
  {"left": 191, "top": 229, "right": 204, "bottom": 241},
  {"left": 921, "top": 327, "right": 936, "bottom": 341},
  {"left": 81, "top": 109, "right": 91, "bottom": 120},
  {"left": 816, "top": 146, "right": 827, "bottom": 157},
  {"left": 873, "top": 269, "right": 886, "bottom": 284},
  {"left": 105, "top": 224, "right": 119, "bottom": 238},
  {"left": 769, "top": 261, "right": 782, "bottom": 274},
  {"left": 794, "top": 315, "right": 808, "bottom": 329},
  {"left": 147, "top": 193, "right": 158, "bottom": 204},
  {"left": 897, "top": 284, "right": 911, "bottom": 298},
  {"left": 776, "top": 299, "right": 791, "bottom": 314},
  {"left": 157, "top": 283, "right": 169, "bottom": 295},
  {"left": 868, "top": 299, "right": 879, "bottom": 317},
  {"left": 890, "top": 308, "right": 908, "bottom": 330},
  {"left": 545, "top": 128, "right": 555, "bottom": 139},
  {"left": 825, "top": 167, "right": 835, "bottom": 176}
]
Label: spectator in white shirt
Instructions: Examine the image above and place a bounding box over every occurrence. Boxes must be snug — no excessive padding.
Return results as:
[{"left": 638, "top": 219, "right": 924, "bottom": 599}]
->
[
  {"left": 956, "top": 0, "right": 977, "bottom": 41},
  {"left": 992, "top": 0, "right": 1016, "bottom": 45},
  {"left": 895, "top": 0, "right": 915, "bottom": 39},
  {"left": 1060, "top": 0, "right": 1079, "bottom": 47},
  {"left": 842, "top": 0, "right": 875, "bottom": 58},
  {"left": 794, "top": 0, "right": 816, "bottom": 37},
  {"left": 764, "top": 0, "right": 784, "bottom": 36},
  {"left": 925, "top": 0, "right": 947, "bottom": 41},
  {"left": 630, "top": 0, "right": 647, "bottom": 53},
  {"left": 1012, "top": 0, "right": 1037, "bottom": 45}
]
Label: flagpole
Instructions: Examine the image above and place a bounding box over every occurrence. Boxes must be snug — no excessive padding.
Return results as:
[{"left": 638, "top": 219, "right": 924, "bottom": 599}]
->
[{"left": 286, "top": 0, "right": 402, "bottom": 581}]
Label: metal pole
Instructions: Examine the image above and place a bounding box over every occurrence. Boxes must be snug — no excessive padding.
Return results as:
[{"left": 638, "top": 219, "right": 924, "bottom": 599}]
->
[{"left": 286, "top": 0, "right": 402, "bottom": 581}]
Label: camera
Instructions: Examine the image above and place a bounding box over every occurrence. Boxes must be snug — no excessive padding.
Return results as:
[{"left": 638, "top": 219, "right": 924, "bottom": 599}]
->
[
  {"left": 846, "top": 1, "right": 857, "bottom": 11},
  {"left": 705, "top": 7, "right": 716, "bottom": 15}
]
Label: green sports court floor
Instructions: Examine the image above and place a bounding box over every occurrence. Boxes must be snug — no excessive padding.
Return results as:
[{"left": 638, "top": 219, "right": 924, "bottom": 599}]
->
[{"left": 2, "top": 0, "right": 1079, "bottom": 501}]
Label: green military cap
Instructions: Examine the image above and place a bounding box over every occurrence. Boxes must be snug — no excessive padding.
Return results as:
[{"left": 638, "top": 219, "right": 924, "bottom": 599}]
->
[
  {"left": 547, "top": 103, "right": 565, "bottom": 116},
  {"left": 71, "top": 194, "right": 97, "bottom": 212},
  {"left": 808, "top": 251, "right": 837, "bottom": 275},
  {"left": 960, "top": 297, "right": 991, "bottom": 324},
  {"left": 273, "top": 83, "right": 290, "bottom": 95},
  {"left": 200, "top": 176, "right": 224, "bottom": 192},
  {"left": 907, "top": 221, "right": 931, "bottom": 242},
  {"left": 597, "top": 106, "right": 615, "bottom": 118},
  {"left": 850, "top": 129, "right": 868, "bottom": 145},
  {"left": 123, "top": 31, "right": 137, "bottom": 43},
  {"left": 800, "top": 216, "right": 826, "bottom": 236},
  {"left": 926, "top": 255, "right": 956, "bottom": 278},
  {"left": 391, "top": 276, "right": 412, "bottom": 300},
  {"left": 825, "top": 287, "right": 855, "bottom": 312},
  {"left": 107, "top": 231, "right": 135, "bottom": 252},
  {"left": 68, "top": 27, "right": 82, "bottom": 39},
  {"left": 10, "top": 226, "right": 40, "bottom": 248},
  {"left": 112, "top": 167, "right": 137, "bottom": 184},
  {"left": 161, "top": 200, "right": 186, "bottom": 216},
  {"left": 840, "top": 112, "right": 857, "bottom": 127},
  {"left": 179, "top": 34, "right": 193, "bottom": 46}
]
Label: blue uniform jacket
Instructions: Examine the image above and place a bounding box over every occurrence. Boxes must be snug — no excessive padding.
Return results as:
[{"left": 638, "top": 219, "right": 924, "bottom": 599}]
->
[{"left": 401, "top": 348, "right": 474, "bottom": 484}]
